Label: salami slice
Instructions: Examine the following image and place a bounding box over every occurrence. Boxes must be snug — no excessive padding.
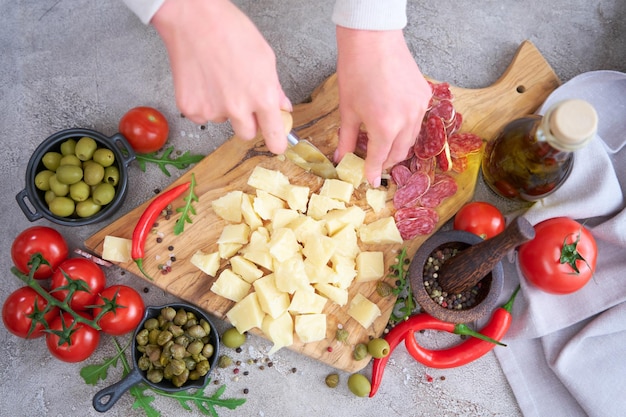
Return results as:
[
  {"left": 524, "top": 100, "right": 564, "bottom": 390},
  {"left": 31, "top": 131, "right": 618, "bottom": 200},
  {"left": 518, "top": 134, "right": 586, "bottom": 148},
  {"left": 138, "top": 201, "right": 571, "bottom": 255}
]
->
[
  {"left": 390, "top": 164, "right": 412, "bottom": 187},
  {"left": 394, "top": 206, "right": 439, "bottom": 223},
  {"left": 435, "top": 141, "right": 452, "bottom": 172},
  {"left": 448, "top": 132, "right": 484, "bottom": 157},
  {"left": 419, "top": 174, "right": 458, "bottom": 208},
  {"left": 451, "top": 156, "right": 468, "bottom": 173},
  {"left": 429, "top": 82, "right": 454, "bottom": 101},
  {"left": 392, "top": 171, "right": 431, "bottom": 208},
  {"left": 394, "top": 206, "right": 439, "bottom": 239},
  {"left": 415, "top": 114, "right": 447, "bottom": 159},
  {"left": 429, "top": 99, "right": 456, "bottom": 125},
  {"left": 447, "top": 112, "right": 463, "bottom": 136}
]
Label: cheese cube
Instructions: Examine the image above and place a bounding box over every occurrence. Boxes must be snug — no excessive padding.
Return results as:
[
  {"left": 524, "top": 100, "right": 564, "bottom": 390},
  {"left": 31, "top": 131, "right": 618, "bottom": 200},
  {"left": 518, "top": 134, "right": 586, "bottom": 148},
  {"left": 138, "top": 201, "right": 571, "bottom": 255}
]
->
[
  {"left": 347, "top": 293, "right": 381, "bottom": 329},
  {"left": 314, "top": 283, "right": 348, "bottom": 306},
  {"left": 359, "top": 217, "right": 403, "bottom": 244},
  {"left": 253, "top": 274, "right": 290, "bottom": 319},
  {"left": 323, "top": 206, "right": 366, "bottom": 236},
  {"left": 226, "top": 292, "right": 264, "bottom": 333},
  {"left": 271, "top": 208, "right": 300, "bottom": 230},
  {"left": 366, "top": 188, "right": 387, "bottom": 213},
  {"left": 331, "top": 225, "right": 360, "bottom": 259},
  {"left": 289, "top": 290, "right": 327, "bottom": 314},
  {"left": 211, "top": 190, "right": 243, "bottom": 223},
  {"left": 241, "top": 193, "right": 263, "bottom": 230},
  {"left": 247, "top": 166, "right": 290, "bottom": 198},
  {"left": 268, "top": 228, "right": 300, "bottom": 263},
  {"left": 230, "top": 255, "right": 263, "bottom": 283},
  {"left": 210, "top": 269, "right": 251, "bottom": 302},
  {"left": 190, "top": 250, "right": 221, "bottom": 277},
  {"left": 302, "top": 234, "right": 337, "bottom": 266},
  {"left": 335, "top": 152, "right": 365, "bottom": 188},
  {"left": 262, "top": 312, "right": 294, "bottom": 355},
  {"left": 306, "top": 193, "right": 346, "bottom": 220},
  {"left": 241, "top": 248, "right": 274, "bottom": 271},
  {"left": 286, "top": 215, "right": 327, "bottom": 243},
  {"left": 102, "top": 235, "right": 132, "bottom": 263},
  {"left": 217, "top": 223, "right": 250, "bottom": 245},
  {"left": 319, "top": 179, "right": 354, "bottom": 203},
  {"left": 330, "top": 254, "right": 357, "bottom": 289},
  {"left": 355, "top": 251, "right": 385, "bottom": 282},
  {"left": 254, "top": 190, "right": 286, "bottom": 220},
  {"left": 282, "top": 183, "right": 310, "bottom": 213},
  {"left": 274, "top": 255, "right": 310, "bottom": 294},
  {"left": 294, "top": 314, "right": 327, "bottom": 343},
  {"left": 303, "top": 259, "right": 334, "bottom": 284},
  {"left": 218, "top": 243, "right": 242, "bottom": 259}
]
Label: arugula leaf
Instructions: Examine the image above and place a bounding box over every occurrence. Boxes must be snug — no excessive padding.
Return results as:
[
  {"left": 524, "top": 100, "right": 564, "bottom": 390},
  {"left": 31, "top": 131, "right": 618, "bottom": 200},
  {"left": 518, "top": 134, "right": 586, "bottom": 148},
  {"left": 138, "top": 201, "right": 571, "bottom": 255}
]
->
[
  {"left": 135, "top": 146, "right": 205, "bottom": 177},
  {"left": 173, "top": 173, "right": 198, "bottom": 235},
  {"left": 388, "top": 247, "right": 418, "bottom": 325}
]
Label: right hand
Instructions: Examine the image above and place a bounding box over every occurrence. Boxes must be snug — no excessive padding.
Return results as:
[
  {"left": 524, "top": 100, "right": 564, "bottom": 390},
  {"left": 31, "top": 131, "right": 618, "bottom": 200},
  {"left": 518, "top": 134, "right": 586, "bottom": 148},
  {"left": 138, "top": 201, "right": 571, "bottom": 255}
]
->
[{"left": 151, "top": 0, "right": 292, "bottom": 154}]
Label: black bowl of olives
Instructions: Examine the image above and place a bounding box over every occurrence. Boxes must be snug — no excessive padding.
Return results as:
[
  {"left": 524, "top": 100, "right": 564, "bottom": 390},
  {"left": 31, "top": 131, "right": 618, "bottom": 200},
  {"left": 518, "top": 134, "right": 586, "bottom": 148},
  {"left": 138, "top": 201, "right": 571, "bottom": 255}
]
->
[
  {"left": 17, "top": 128, "right": 135, "bottom": 226},
  {"left": 93, "top": 303, "right": 220, "bottom": 412}
]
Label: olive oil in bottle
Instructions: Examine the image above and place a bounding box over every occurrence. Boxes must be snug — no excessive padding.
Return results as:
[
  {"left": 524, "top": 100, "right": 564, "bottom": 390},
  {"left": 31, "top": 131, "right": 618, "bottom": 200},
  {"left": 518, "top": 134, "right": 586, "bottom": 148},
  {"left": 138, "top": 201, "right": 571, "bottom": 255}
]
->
[{"left": 482, "top": 99, "right": 598, "bottom": 202}]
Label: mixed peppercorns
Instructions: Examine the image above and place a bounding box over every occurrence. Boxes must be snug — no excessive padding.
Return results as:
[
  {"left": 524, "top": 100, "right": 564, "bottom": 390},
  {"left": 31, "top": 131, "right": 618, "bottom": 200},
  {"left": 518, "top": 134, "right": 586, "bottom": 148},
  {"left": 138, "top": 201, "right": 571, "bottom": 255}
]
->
[{"left": 423, "top": 247, "right": 480, "bottom": 310}]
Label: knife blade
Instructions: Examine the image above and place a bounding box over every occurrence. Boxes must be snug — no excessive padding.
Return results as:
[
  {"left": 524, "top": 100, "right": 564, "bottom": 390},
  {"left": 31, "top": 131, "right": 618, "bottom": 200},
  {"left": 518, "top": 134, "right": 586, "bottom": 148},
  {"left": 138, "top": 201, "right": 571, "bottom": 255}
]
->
[{"left": 281, "top": 111, "right": 338, "bottom": 179}]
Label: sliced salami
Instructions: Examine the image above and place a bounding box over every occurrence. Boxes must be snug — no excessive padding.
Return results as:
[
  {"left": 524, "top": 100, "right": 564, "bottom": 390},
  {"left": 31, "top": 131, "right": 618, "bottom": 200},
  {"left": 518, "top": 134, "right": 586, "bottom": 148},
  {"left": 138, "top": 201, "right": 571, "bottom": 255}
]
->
[
  {"left": 435, "top": 141, "right": 452, "bottom": 172},
  {"left": 430, "top": 81, "right": 454, "bottom": 101},
  {"left": 419, "top": 174, "right": 458, "bottom": 208},
  {"left": 390, "top": 164, "right": 412, "bottom": 187},
  {"left": 392, "top": 171, "right": 431, "bottom": 208},
  {"left": 451, "top": 156, "right": 468, "bottom": 173},
  {"left": 447, "top": 112, "right": 463, "bottom": 137},
  {"left": 429, "top": 99, "right": 456, "bottom": 125},
  {"left": 395, "top": 206, "right": 439, "bottom": 239},
  {"left": 394, "top": 206, "right": 439, "bottom": 224},
  {"left": 415, "top": 114, "right": 447, "bottom": 159},
  {"left": 448, "top": 132, "right": 484, "bottom": 157}
]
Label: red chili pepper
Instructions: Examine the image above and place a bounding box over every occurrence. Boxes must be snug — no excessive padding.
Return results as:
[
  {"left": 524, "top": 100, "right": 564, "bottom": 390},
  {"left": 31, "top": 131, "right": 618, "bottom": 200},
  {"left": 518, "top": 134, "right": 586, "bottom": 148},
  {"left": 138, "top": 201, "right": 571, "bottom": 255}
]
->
[
  {"left": 369, "top": 286, "right": 519, "bottom": 397},
  {"left": 131, "top": 182, "right": 191, "bottom": 280}
]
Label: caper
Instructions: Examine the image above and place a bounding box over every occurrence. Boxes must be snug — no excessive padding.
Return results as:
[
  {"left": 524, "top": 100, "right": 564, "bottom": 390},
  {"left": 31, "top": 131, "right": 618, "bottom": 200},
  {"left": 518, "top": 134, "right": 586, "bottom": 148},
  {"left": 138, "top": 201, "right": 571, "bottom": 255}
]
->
[
  {"left": 144, "top": 318, "right": 159, "bottom": 331},
  {"left": 184, "top": 357, "right": 197, "bottom": 371},
  {"left": 175, "top": 335, "right": 190, "bottom": 348},
  {"left": 222, "top": 327, "right": 246, "bottom": 349},
  {"left": 147, "top": 369, "right": 164, "bottom": 384},
  {"left": 157, "top": 330, "right": 173, "bottom": 346},
  {"left": 92, "top": 182, "right": 115, "bottom": 205},
  {"left": 171, "top": 369, "right": 189, "bottom": 388},
  {"left": 168, "top": 324, "right": 185, "bottom": 338},
  {"left": 218, "top": 355, "right": 232, "bottom": 368},
  {"left": 161, "top": 307, "right": 176, "bottom": 321},
  {"left": 69, "top": 181, "right": 90, "bottom": 202},
  {"left": 335, "top": 328, "right": 349, "bottom": 344},
  {"left": 42, "top": 152, "right": 62, "bottom": 171},
  {"left": 75, "top": 198, "right": 101, "bottom": 218},
  {"left": 325, "top": 373, "right": 339, "bottom": 388},
  {"left": 59, "top": 154, "right": 82, "bottom": 167},
  {"left": 187, "top": 340, "right": 204, "bottom": 356},
  {"left": 92, "top": 148, "right": 115, "bottom": 167},
  {"left": 103, "top": 166, "right": 120, "bottom": 186},
  {"left": 168, "top": 359, "right": 187, "bottom": 376},
  {"left": 48, "top": 174, "right": 69, "bottom": 197},
  {"left": 60, "top": 139, "right": 76, "bottom": 156},
  {"left": 83, "top": 161, "right": 105, "bottom": 186},
  {"left": 202, "top": 343, "right": 214, "bottom": 358},
  {"left": 353, "top": 343, "right": 369, "bottom": 361},
  {"left": 49, "top": 196, "right": 75, "bottom": 217},
  {"left": 188, "top": 370, "right": 202, "bottom": 381},
  {"left": 145, "top": 344, "right": 162, "bottom": 364},
  {"left": 75, "top": 136, "right": 98, "bottom": 161},
  {"left": 35, "top": 170, "right": 54, "bottom": 191},
  {"left": 347, "top": 373, "right": 371, "bottom": 397},
  {"left": 137, "top": 356, "right": 151, "bottom": 371},
  {"left": 376, "top": 281, "right": 394, "bottom": 297},
  {"left": 136, "top": 329, "right": 149, "bottom": 346},
  {"left": 187, "top": 324, "right": 207, "bottom": 339},
  {"left": 170, "top": 343, "right": 186, "bottom": 360},
  {"left": 200, "top": 319, "right": 211, "bottom": 335},
  {"left": 367, "top": 338, "right": 391, "bottom": 359},
  {"left": 173, "top": 309, "right": 188, "bottom": 326},
  {"left": 195, "top": 360, "right": 210, "bottom": 376}
]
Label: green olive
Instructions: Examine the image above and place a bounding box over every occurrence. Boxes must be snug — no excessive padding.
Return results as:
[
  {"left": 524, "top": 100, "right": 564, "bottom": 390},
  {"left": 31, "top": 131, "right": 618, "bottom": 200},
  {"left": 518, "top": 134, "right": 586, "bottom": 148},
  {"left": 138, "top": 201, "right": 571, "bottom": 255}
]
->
[
  {"left": 59, "top": 154, "right": 82, "bottom": 167},
  {"left": 222, "top": 327, "right": 246, "bottom": 349},
  {"left": 75, "top": 136, "right": 98, "bottom": 161},
  {"left": 48, "top": 174, "right": 69, "bottom": 197},
  {"left": 35, "top": 170, "right": 55, "bottom": 191},
  {"left": 49, "top": 196, "right": 75, "bottom": 217},
  {"left": 42, "top": 152, "right": 62, "bottom": 171},
  {"left": 347, "top": 373, "right": 371, "bottom": 397},
  {"left": 44, "top": 190, "right": 56, "bottom": 205},
  {"left": 367, "top": 338, "right": 391, "bottom": 359},
  {"left": 75, "top": 198, "right": 101, "bottom": 218},
  {"left": 69, "top": 181, "right": 90, "bottom": 202},
  {"left": 92, "top": 182, "right": 115, "bottom": 205},
  {"left": 83, "top": 161, "right": 105, "bottom": 186},
  {"left": 55, "top": 165, "right": 83, "bottom": 185},
  {"left": 60, "top": 139, "right": 76, "bottom": 156},
  {"left": 92, "top": 148, "right": 115, "bottom": 167},
  {"left": 103, "top": 166, "right": 120, "bottom": 186}
]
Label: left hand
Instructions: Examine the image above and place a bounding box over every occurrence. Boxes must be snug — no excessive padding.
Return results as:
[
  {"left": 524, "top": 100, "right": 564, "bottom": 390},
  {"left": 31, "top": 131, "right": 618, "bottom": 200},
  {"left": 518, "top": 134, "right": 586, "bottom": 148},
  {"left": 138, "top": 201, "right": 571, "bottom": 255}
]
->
[{"left": 334, "top": 27, "right": 431, "bottom": 187}]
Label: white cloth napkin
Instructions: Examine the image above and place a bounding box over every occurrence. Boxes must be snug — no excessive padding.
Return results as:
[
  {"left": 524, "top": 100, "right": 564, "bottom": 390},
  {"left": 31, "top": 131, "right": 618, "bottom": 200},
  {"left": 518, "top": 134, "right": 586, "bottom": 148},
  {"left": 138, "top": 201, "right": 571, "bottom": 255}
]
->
[{"left": 492, "top": 71, "right": 626, "bottom": 417}]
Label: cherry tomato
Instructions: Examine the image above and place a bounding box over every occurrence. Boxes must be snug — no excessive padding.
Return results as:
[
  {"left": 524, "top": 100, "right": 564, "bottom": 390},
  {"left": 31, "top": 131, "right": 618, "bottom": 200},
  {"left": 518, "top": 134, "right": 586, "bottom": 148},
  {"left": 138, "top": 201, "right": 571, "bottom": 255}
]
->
[
  {"left": 92, "top": 285, "right": 145, "bottom": 336},
  {"left": 11, "top": 226, "right": 69, "bottom": 279},
  {"left": 46, "top": 312, "right": 100, "bottom": 363},
  {"left": 2, "top": 286, "right": 59, "bottom": 338},
  {"left": 453, "top": 202, "right": 506, "bottom": 239},
  {"left": 50, "top": 258, "right": 106, "bottom": 311},
  {"left": 518, "top": 217, "right": 597, "bottom": 294},
  {"left": 119, "top": 106, "right": 169, "bottom": 153}
]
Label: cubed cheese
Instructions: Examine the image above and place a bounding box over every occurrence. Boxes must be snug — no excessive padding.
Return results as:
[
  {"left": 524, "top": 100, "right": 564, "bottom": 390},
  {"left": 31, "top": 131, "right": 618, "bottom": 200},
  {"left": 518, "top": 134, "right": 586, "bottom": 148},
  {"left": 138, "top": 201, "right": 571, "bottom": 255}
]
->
[
  {"left": 253, "top": 274, "right": 290, "bottom": 319},
  {"left": 268, "top": 227, "right": 300, "bottom": 263},
  {"left": 241, "top": 193, "right": 263, "bottom": 230},
  {"left": 301, "top": 234, "right": 337, "bottom": 266},
  {"left": 347, "top": 293, "right": 382, "bottom": 329},
  {"left": 319, "top": 178, "right": 354, "bottom": 203},
  {"left": 365, "top": 188, "right": 387, "bottom": 213},
  {"left": 230, "top": 255, "right": 263, "bottom": 283},
  {"left": 102, "top": 235, "right": 132, "bottom": 263},
  {"left": 226, "top": 292, "right": 264, "bottom": 333},
  {"left": 323, "top": 206, "right": 366, "bottom": 236},
  {"left": 211, "top": 269, "right": 251, "bottom": 302},
  {"left": 274, "top": 255, "right": 310, "bottom": 294},
  {"left": 294, "top": 314, "right": 327, "bottom": 343},
  {"left": 247, "top": 166, "right": 290, "bottom": 198},
  {"left": 217, "top": 223, "right": 250, "bottom": 245},
  {"left": 314, "top": 283, "right": 348, "bottom": 306},
  {"left": 355, "top": 251, "right": 385, "bottom": 282},
  {"left": 262, "top": 312, "right": 294, "bottom": 355},
  {"left": 335, "top": 152, "right": 365, "bottom": 188},
  {"left": 254, "top": 190, "right": 286, "bottom": 220},
  {"left": 190, "top": 250, "right": 221, "bottom": 277},
  {"left": 289, "top": 290, "right": 328, "bottom": 314},
  {"left": 306, "top": 193, "right": 346, "bottom": 220},
  {"left": 359, "top": 217, "right": 403, "bottom": 244},
  {"left": 211, "top": 190, "right": 243, "bottom": 223}
]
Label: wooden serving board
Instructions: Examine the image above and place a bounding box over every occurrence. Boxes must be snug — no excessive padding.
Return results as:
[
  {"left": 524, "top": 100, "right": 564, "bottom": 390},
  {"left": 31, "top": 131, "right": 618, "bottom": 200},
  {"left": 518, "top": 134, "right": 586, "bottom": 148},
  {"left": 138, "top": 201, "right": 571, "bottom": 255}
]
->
[{"left": 85, "top": 41, "right": 559, "bottom": 372}]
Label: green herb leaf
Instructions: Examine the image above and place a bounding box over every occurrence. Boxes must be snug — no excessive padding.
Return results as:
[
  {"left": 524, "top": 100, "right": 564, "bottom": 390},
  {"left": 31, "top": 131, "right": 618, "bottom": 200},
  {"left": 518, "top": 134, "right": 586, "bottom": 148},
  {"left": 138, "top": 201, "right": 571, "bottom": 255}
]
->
[
  {"left": 173, "top": 173, "right": 198, "bottom": 235},
  {"left": 388, "top": 247, "right": 418, "bottom": 325},
  {"left": 135, "top": 146, "right": 205, "bottom": 177}
]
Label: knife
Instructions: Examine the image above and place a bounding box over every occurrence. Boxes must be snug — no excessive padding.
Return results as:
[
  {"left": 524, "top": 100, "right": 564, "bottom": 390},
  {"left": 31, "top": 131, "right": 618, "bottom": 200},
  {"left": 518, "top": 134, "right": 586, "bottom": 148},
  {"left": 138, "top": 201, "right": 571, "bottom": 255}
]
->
[{"left": 281, "top": 111, "right": 338, "bottom": 179}]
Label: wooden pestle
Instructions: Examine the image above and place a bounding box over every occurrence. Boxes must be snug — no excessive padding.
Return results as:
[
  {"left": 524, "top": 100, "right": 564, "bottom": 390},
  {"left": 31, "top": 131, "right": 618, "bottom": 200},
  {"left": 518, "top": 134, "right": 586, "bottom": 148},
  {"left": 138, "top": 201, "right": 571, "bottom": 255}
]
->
[{"left": 436, "top": 216, "right": 535, "bottom": 294}]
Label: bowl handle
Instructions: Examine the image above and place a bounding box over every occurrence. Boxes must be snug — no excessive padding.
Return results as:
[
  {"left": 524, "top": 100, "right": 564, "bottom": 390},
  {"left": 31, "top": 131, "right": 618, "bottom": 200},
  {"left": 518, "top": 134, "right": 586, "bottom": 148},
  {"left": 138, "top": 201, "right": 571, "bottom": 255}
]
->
[
  {"left": 110, "top": 133, "right": 136, "bottom": 167},
  {"left": 15, "top": 189, "right": 43, "bottom": 222},
  {"left": 92, "top": 367, "right": 145, "bottom": 412}
]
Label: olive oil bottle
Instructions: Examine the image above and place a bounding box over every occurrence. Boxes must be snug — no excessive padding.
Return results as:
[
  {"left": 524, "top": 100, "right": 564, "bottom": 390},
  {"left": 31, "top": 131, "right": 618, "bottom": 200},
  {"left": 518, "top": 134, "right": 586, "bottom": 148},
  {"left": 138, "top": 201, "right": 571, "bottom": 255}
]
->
[{"left": 482, "top": 99, "right": 598, "bottom": 202}]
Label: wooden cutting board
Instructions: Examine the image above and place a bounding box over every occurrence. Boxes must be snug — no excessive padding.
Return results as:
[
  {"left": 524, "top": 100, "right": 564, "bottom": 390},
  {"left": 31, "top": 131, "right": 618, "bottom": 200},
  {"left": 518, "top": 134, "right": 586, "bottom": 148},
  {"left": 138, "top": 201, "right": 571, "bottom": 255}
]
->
[{"left": 85, "top": 41, "right": 559, "bottom": 372}]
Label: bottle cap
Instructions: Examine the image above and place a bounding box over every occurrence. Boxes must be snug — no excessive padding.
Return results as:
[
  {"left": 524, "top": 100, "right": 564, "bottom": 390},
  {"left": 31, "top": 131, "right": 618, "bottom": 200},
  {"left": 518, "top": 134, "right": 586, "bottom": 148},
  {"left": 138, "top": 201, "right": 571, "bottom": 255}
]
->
[{"left": 548, "top": 99, "right": 598, "bottom": 151}]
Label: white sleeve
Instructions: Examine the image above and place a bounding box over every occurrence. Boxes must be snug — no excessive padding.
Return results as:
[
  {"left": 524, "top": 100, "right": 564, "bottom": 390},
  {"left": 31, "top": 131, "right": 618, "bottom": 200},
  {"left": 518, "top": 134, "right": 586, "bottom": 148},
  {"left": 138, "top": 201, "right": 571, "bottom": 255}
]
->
[
  {"left": 332, "top": 0, "right": 407, "bottom": 30},
  {"left": 122, "top": 0, "right": 166, "bottom": 24}
]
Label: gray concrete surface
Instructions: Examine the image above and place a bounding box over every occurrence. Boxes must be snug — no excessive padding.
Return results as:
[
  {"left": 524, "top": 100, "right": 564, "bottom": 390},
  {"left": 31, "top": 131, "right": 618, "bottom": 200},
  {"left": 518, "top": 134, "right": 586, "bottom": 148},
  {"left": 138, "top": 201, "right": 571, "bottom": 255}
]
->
[{"left": 1, "top": 1, "right": 624, "bottom": 416}]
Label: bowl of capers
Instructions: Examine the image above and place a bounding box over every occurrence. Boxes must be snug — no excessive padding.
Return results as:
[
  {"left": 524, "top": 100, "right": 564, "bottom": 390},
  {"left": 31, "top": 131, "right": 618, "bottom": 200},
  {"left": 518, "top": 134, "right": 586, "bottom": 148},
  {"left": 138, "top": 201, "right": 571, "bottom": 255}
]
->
[
  {"left": 17, "top": 128, "right": 135, "bottom": 226},
  {"left": 93, "top": 302, "right": 219, "bottom": 412}
]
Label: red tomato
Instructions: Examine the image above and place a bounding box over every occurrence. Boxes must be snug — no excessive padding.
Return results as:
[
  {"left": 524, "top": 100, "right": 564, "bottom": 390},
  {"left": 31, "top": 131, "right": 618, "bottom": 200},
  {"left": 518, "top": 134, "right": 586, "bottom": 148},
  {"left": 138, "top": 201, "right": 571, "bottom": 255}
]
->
[
  {"left": 518, "top": 217, "right": 597, "bottom": 294},
  {"left": 46, "top": 312, "right": 100, "bottom": 362},
  {"left": 92, "top": 285, "right": 145, "bottom": 336},
  {"left": 11, "top": 226, "right": 69, "bottom": 279},
  {"left": 119, "top": 106, "right": 169, "bottom": 153},
  {"left": 2, "top": 286, "right": 59, "bottom": 338},
  {"left": 50, "top": 258, "right": 106, "bottom": 311},
  {"left": 453, "top": 202, "right": 506, "bottom": 239}
]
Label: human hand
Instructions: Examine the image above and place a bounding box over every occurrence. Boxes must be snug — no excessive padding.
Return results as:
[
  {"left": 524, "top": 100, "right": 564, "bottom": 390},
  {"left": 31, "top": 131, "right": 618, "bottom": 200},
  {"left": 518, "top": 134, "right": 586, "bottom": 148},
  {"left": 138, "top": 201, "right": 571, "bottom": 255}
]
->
[
  {"left": 334, "top": 27, "right": 431, "bottom": 187},
  {"left": 151, "top": 0, "right": 292, "bottom": 154}
]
